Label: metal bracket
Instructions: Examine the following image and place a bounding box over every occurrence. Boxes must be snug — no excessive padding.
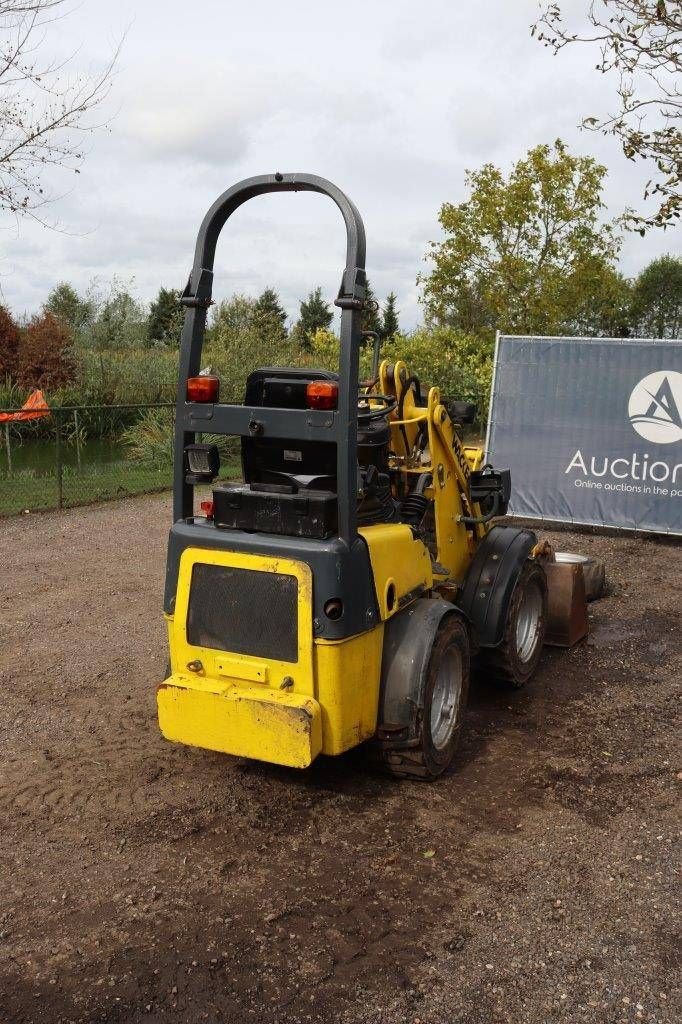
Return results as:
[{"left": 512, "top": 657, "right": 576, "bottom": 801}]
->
[
  {"left": 334, "top": 266, "right": 367, "bottom": 309},
  {"left": 180, "top": 268, "right": 214, "bottom": 308}
]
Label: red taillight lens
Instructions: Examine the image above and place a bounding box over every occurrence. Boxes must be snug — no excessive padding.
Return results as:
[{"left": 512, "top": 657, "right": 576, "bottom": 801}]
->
[
  {"left": 199, "top": 499, "right": 214, "bottom": 519},
  {"left": 187, "top": 375, "right": 219, "bottom": 402},
  {"left": 306, "top": 380, "right": 338, "bottom": 410}
]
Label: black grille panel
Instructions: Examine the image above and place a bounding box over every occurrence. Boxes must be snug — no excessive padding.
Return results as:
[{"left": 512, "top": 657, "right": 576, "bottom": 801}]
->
[{"left": 186, "top": 563, "right": 298, "bottom": 663}]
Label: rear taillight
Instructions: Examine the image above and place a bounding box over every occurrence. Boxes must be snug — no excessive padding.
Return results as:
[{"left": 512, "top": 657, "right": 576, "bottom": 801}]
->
[
  {"left": 199, "top": 500, "right": 214, "bottom": 519},
  {"left": 187, "top": 375, "right": 219, "bottom": 402},
  {"left": 306, "top": 380, "right": 338, "bottom": 410}
]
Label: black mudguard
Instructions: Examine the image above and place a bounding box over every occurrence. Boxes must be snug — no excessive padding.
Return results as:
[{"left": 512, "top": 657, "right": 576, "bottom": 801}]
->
[
  {"left": 376, "top": 596, "right": 462, "bottom": 745},
  {"left": 457, "top": 525, "right": 537, "bottom": 649}
]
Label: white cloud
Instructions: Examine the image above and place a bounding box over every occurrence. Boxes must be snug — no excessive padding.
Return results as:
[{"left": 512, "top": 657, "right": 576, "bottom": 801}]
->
[{"left": 0, "top": 0, "right": 676, "bottom": 330}]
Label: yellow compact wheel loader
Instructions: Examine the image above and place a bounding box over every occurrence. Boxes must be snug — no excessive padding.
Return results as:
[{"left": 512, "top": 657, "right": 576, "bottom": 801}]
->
[{"left": 158, "top": 173, "right": 548, "bottom": 780}]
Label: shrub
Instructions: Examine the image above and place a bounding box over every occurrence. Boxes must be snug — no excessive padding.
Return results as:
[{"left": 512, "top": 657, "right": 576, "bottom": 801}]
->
[
  {"left": 16, "top": 312, "right": 76, "bottom": 391},
  {"left": 381, "top": 328, "right": 493, "bottom": 424},
  {"left": 0, "top": 305, "right": 20, "bottom": 383},
  {"left": 122, "top": 407, "right": 174, "bottom": 467}
]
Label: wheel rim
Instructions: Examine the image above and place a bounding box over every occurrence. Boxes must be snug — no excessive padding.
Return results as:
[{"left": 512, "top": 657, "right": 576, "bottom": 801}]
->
[
  {"left": 430, "top": 647, "right": 463, "bottom": 750},
  {"left": 515, "top": 580, "right": 544, "bottom": 662}
]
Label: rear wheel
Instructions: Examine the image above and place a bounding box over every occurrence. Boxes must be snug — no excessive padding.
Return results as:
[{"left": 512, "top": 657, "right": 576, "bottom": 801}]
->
[
  {"left": 379, "top": 615, "right": 470, "bottom": 780},
  {"left": 480, "top": 560, "right": 547, "bottom": 688}
]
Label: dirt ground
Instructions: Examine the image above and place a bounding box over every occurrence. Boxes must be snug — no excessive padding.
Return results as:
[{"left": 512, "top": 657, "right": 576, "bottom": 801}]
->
[{"left": 0, "top": 495, "right": 679, "bottom": 1024}]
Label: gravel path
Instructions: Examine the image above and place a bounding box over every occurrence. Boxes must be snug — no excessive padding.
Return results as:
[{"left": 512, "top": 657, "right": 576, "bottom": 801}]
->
[{"left": 0, "top": 494, "right": 679, "bottom": 1024}]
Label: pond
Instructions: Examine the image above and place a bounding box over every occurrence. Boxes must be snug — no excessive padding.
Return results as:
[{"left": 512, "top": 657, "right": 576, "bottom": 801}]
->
[{"left": 0, "top": 437, "right": 127, "bottom": 476}]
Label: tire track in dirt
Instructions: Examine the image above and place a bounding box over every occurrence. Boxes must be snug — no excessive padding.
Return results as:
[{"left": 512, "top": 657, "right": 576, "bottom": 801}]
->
[{"left": 0, "top": 496, "right": 679, "bottom": 1024}]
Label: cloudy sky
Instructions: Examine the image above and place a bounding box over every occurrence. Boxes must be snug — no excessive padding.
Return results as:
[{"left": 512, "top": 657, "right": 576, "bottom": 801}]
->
[{"left": 1, "top": 0, "right": 677, "bottom": 329}]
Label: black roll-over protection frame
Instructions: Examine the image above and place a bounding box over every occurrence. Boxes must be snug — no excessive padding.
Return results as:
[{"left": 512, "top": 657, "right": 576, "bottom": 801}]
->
[{"left": 174, "top": 172, "right": 367, "bottom": 545}]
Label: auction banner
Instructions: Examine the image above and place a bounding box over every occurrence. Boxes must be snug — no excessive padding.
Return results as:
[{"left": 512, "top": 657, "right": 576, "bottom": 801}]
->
[{"left": 486, "top": 335, "right": 682, "bottom": 535}]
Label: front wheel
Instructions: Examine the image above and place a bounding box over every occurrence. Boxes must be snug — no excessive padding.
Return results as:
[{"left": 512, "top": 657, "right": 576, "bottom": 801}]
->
[
  {"left": 379, "top": 614, "right": 471, "bottom": 780},
  {"left": 480, "top": 560, "right": 547, "bottom": 688}
]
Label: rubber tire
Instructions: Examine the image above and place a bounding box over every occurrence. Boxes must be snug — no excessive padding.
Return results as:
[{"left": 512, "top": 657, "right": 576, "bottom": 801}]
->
[
  {"left": 553, "top": 552, "right": 606, "bottom": 601},
  {"left": 379, "top": 614, "right": 471, "bottom": 781},
  {"left": 480, "top": 559, "right": 547, "bottom": 689}
]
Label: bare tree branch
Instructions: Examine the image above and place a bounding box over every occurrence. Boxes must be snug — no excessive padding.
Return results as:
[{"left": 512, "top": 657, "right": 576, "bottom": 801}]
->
[
  {"left": 0, "top": 0, "right": 120, "bottom": 223},
  {"left": 532, "top": 1, "right": 681, "bottom": 231}
]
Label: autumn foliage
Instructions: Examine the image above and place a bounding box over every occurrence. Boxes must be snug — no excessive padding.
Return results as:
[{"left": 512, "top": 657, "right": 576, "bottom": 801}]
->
[
  {"left": 15, "top": 312, "right": 75, "bottom": 391},
  {"left": 0, "top": 304, "right": 20, "bottom": 381}
]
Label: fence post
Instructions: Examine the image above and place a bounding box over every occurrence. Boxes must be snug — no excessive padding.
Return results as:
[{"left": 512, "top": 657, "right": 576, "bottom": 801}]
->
[
  {"left": 55, "top": 414, "right": 63, "bottom": 510},
  {"left": 4, "top": 422, "right": 11, "bottom": 476},
  {"left": 74, "top": 408, "right": 81, "bottom": 471}
]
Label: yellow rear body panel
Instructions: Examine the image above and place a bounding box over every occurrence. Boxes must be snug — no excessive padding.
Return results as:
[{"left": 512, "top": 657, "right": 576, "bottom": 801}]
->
[
  {"left": 315, "top": 626, "right": 384, "bottom": 755},
  {"left": 167, "top": 547, "right": 314, "bottom": 692},
  {"left": 159, "top": 545, "right": 387, "bottom": 766}
]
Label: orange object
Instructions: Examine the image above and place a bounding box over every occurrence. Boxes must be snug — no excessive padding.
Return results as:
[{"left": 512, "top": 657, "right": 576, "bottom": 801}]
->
[
  {"left": 306, "top": 380, "right": 338, "bottom": 410},
  {"left": 187, "top": 376, "right": 219, "bottom": 403},
  {"left": 0, "top": 389, "right": 50, "bottom": 423}
]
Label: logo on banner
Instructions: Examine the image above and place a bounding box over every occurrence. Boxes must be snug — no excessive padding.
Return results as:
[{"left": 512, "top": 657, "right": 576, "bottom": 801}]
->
[{"left": 628, "top": 370, "right": 682, "bottom": 444}]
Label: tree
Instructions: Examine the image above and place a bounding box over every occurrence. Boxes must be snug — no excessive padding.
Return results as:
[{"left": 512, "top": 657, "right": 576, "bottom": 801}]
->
[
  {"left": 211, "top": 294, "right": 257, "bottom": 347},
  {"left": 421, "top": 140, "right": 622, "bottom": 341},
  {"left": 44, "top": 283, "right": 94, "bottom": 337},
  {"left": 16, "top": 310, "right": 74, "bottom": 390},
  {"left": 381, "top": 292, "right": 400, "bottom": 339},
  {"left": 91, "top": 285, "right": 147, "bottom": 350},
  {"left": 252, "top": 288, "right": 288, "bottom": 340},
  {"left": 292, "top": 287, "right": 333, "bottom": 351},
  {"left": 631, "top": 254, "right": 682, "bottom": 337},
  {"left": 568, "top": 267, "right": 634, "bottom": 337},
  {"left": 0, "top": 1, "right": 120, "bottom": 219},
  {"left": 148, "top": 287, "right": 184, "bottom": 346},
  {"left": 361, "top": 278, "right": 382, "bottom": 337},
  {"left": 533, "top": 2, "right": 681, "bottom": 230},
  {"left": 0, "top": 303, "right": 20, "bottom": 380}
]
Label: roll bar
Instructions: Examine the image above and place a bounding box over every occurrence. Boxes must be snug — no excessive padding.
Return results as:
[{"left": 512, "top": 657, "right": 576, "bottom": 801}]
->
[{"left": 173, "top": 173, "right": 367, "bottom": 544}]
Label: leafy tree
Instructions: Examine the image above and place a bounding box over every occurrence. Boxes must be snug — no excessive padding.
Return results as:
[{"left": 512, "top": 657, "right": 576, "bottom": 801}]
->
[
  {"left": 0, "top": 1, "right": 119, "bottom": 220},
  {"left": 568, "top": 268, "right": 634, "bottom": 337},
  {"left": 381, "top": 292, "right": 400, "bottom": 339},
  {"left": 44, "top": 283, "right": 94, "bottom": 337},
  {"left": 91, "top": 286, "right": 147, "bottom": 351},
  {"left": 211, "top": 294, "right": 257, "bottom": 347},
  {"left": 533, "top": 2, "right": 681, "bottom": 230},
  {"left": 148, "top": 287, "right": 184, "bottom": 346},
  {"left": 631, "top": 254, "right": 682, "bottom": 337},
  {"left": 252, "top": 288, "right": 288, "bottom": 340},
  {"left": 292, "top": 287, "right": 333, "bottom": 351},
  {"left": 421, "top": 140, "right": 622, "bottom": 342},
  {"left": 361, "top": 278, "right": 382, "bottom": 337},
  {"left": 0, "top": 304, "right": 20, "bottom": 381},
  {"left": 16, "top": 311, "right": 75, "bottom": 390}
]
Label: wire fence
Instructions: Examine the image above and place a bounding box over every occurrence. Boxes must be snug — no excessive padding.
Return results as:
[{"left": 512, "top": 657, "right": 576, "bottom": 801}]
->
[{"left": 0, "top": 404, "right": 178, "bottom": 517}]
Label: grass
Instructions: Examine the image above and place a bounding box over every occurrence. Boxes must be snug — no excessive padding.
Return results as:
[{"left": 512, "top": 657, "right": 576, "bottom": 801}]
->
[{"left": 0, "top": 458, "right": 241, "bottom": 518}]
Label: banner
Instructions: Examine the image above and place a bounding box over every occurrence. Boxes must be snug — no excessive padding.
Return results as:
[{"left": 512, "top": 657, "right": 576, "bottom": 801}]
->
[{"left": 486, "top": 336, "right": 682, "bottom": 535}]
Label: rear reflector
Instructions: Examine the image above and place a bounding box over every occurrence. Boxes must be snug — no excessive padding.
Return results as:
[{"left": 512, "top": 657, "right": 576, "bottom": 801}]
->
[
  {"left": 306, "top": 380, "right": 338, "bottom": 410},
  {"left": 187, "top": 375, "right": 219, "bottom": 402},
  {"left": 199, "top": 500, "right": 214, "bottom": 519}
]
